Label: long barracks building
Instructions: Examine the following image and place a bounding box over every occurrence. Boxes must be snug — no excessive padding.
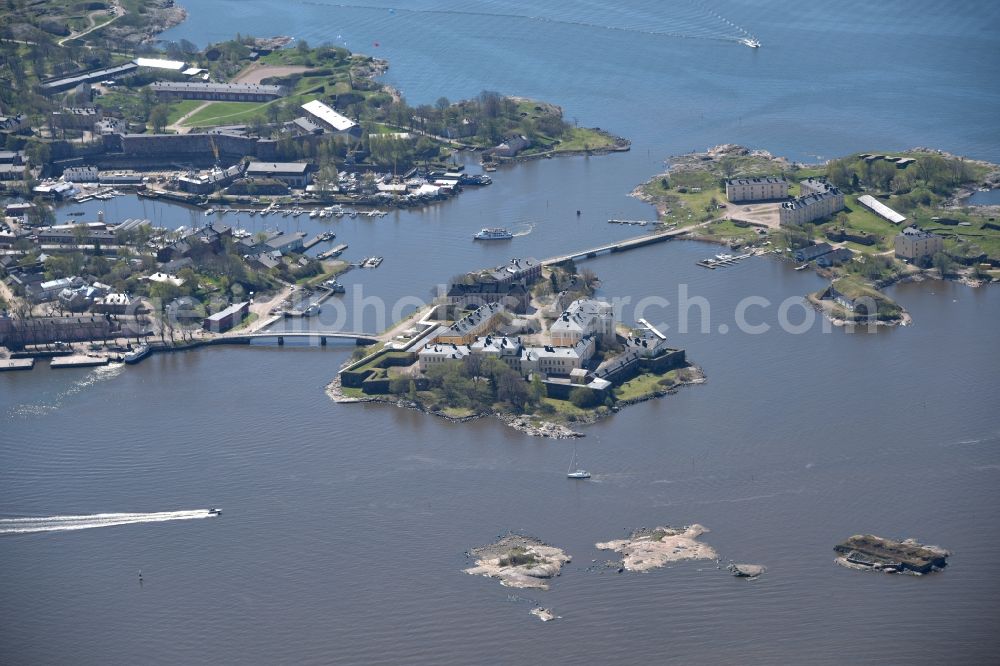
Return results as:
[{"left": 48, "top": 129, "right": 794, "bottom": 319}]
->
[{"left": 150, "top": 82, "right": 285, "bottom": 102}]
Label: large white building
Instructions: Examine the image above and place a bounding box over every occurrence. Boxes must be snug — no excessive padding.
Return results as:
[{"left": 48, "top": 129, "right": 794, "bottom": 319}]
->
[
  {"left": 301, "top": 99, "right": 360, "bottom": 136},
  {"left": 521, "top": 337, "right": 596, "bottom": 377},
  {"left": 417, "top": 342, "right": 471, "bottom": 371},
  {"left": 858, "top": 194, "right": 907, "bottom": 225},
  {"left": 725, "top": 177, "right": 789, "bottom": 203},
  {"left": 549, "top": 298, "right": 615, "bottom": 347}
]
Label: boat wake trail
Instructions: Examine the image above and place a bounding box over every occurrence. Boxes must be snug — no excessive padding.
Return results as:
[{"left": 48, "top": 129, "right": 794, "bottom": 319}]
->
[
  {"left": 0, "top": 509, "right": 216, "bottom": 535},
  {"left": 7, "top": 362, "right": 125, "bottom": 420},
  {"left": 297, "top": 0, "right": 757, "bottom": 46},
  {"left": 511, "top": 223, "right": 535, "bottom": 238}
]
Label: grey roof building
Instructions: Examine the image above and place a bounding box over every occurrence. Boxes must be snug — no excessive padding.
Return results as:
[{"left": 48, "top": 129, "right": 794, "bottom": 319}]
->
[
  {"left": 246, "top": 162, "right": 312, "bottom": 188},
  {"left": 150, "top": 82, "right": 285, "bottom": 102}
]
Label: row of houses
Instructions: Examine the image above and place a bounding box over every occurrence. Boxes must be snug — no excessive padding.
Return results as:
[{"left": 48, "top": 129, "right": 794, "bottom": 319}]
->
[{"left": 417, "top": 333, "right": 600, "bottom": 380}]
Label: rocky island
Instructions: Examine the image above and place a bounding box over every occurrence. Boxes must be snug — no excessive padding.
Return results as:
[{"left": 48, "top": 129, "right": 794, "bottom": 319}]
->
[
  {"left": 463, "top": 534, "right": 571, "bottom": 590},
  {"left": 596, "top": 524, "right": 718, "bottom": 572}
]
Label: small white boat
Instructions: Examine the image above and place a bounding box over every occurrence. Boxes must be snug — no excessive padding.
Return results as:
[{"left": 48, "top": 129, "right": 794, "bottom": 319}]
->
[
  {"left": 794, "top": 264, "right": 809, "bottom": 271},
  {"left": 740, "top": 37, "right": 761, "bottom": 48},
  {"left": 567, "top": 446, "right": 591, "bottom": 479},
  {"left": 208, "top": 507, "right": 222, "bottom": 515}
]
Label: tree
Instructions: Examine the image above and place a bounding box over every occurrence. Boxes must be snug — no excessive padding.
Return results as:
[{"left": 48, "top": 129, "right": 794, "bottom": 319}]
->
[
  {"left": 719, "top": 157, "right": 738, "bottom": 179},
  {"left": 569, "top": 387, "right": 600, "bottom": 408},
  {"left": 530, "top": 373, "right": 546, "bottom": 403},
  {"left": 139, "top": 87, "right": 158, "bottom": 120},
  {"left": 932, "top": 251, "right": 954, "bottom": 276},
  {"left": 148, "top": 104, "right": 169, "bottom": 133},
  {"left": 826, "top": 158, "right": 854, "bottom": 191},
  {"left": 25, "top": 141, "right": 51, "bottom": 167}
]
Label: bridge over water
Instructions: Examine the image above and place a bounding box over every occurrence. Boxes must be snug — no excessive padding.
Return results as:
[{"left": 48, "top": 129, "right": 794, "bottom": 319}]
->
[
  {"left": 214, "top": 331, "right": 378, "bottom": 346},
  {"left": 541, "top": 223, "right": 702, "bottom": 266}
]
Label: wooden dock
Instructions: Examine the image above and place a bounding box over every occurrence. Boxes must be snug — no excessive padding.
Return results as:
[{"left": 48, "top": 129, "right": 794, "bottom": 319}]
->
[
  {"left": 318, "top": 243, "right": 348, "bottom": 260},
  {"left": 697, "top": 252, "right": 752, "bottom": 269},
  {"left": 0, "top": 358, "right": 35, "bottom": 371},
  {"left": 303, "top": 232, "right": 336, "bottom": 250}
]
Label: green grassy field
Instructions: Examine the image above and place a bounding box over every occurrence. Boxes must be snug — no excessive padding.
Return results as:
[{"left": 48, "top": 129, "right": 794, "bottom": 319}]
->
[
  {"left": 181, "top": 100, "right": 277, "bottom": 127},
  {"left": 550, "top": 126, "right": 618, "bottom": 152},
  {"left": 165, "top": 100, "right": 205, "bottom": 125}
]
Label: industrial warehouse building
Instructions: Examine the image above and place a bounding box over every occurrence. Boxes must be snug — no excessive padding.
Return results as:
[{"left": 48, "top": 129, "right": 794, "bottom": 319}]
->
[{"left": 245, "top": 162, "right": 312, "bottom": 188}]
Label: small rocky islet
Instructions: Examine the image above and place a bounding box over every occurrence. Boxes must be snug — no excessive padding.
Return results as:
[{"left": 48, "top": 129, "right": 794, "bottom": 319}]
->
[{"left": 834, "top": 534, "right": 950, "bottom": 575}]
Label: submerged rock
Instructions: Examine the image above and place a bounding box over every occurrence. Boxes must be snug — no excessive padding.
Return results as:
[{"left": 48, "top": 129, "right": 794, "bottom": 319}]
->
[
  {"left": 595, "top": 524, "right": 717, "bottom": 572},
  {"left": 464, "top": 534, "right": 571, "bottom": 590},
  {"left": 529, "top": 607, "right": 560, "bottom": 622},
  {"left": 834, "top": 534, "right": 950, "bottom": 574}
]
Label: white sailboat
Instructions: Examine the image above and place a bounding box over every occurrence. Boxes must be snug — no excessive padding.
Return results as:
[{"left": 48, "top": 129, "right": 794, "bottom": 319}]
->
[{"left": 567, "top": 445, "right": 591, "bottom": 479}]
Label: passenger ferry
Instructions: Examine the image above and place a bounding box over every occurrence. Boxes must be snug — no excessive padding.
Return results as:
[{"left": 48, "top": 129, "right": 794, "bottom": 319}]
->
[{"left": 474, "top": 227, "right": 513, "bottom": 241}]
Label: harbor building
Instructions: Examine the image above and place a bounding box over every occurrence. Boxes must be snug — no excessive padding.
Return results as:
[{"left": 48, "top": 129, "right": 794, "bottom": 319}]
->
[
  {"left": 245, "top": 162, "right": 312, "bottom": 188},
  {"left": 779, "top": 186, "right": 845, "bottom": 226},
  {"left": 203, "top": 301, "right": 249, "bottom": 333},
  {"left": 726, "top": 177, "right": 788, "bottom": 203},
  {"left": 792, "top": 242, "right": 834, "bottom": 263},
  {"left": 895, "top": 226, "right": 944, "bottom": 261},
  {"left": 150, "top": 82, "right": 285, "bottom": 102}
]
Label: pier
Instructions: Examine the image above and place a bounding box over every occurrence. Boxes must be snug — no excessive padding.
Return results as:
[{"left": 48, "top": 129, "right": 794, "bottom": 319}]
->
[
  {"left": 303, "top": 232, "right": 336, "bottom": 250},
  {"left": 318, "top": 243, "right": 348, "bottom": 260},
  {"left": 696, "top": 251, "right": 755, "bottom": 269},
  {"left": 0, "top": 358, "right": 35, "bottom": 372},
  {"left": 50, "top": 355, "right": 111, "bottom": 368}
]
